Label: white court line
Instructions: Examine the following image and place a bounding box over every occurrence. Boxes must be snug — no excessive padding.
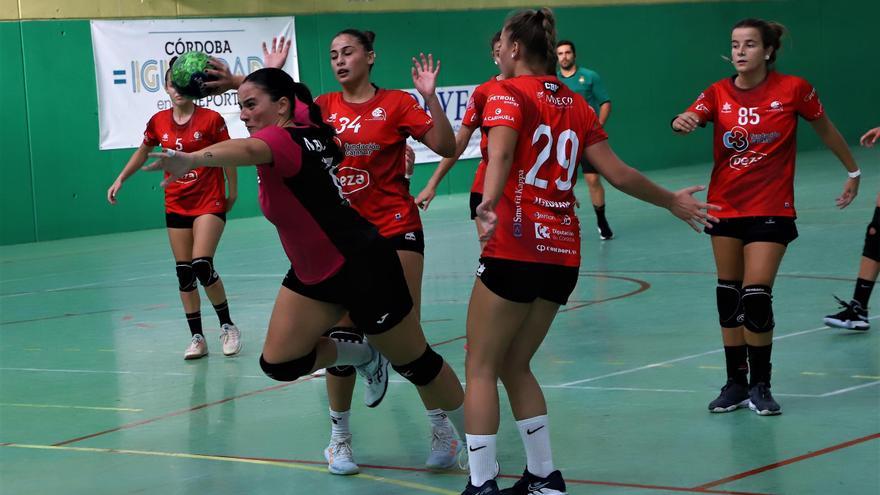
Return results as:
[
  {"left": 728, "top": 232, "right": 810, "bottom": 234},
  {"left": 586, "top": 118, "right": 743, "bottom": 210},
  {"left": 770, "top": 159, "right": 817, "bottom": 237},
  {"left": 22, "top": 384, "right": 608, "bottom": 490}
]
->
[
  {"left": 820, "top": 380, "right": 880, "bottom": 397},
  {"left": 558, "top": 318, "right": 879, "bottom": 388},
  {"left": 0, "top": 367, "right": 267, "bottom": 379}
]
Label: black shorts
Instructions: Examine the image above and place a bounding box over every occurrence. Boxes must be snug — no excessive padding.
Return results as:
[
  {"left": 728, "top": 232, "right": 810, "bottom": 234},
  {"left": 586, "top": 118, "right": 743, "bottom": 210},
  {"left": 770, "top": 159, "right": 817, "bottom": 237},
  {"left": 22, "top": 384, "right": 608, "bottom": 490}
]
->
[
  {"left": 386, "top": 229, "right": 425, "bottom": 255},
  {"left": 470, "top": 192, "right": 483, "bottom": 220},
  {"left": 166, "top": 212, "right": 226, "bottom": 229},
  {"left": 705, "top": 216, "right": 798, "bottom": 246},
  {"left": 476, "top": 257, "right": 579, "bottom": 305},
  {"left": 579, "top": 155, "right": 597, "bottom": 174},
  {"left": 281, "top": 237, "right": 413, "bottom": 335}
]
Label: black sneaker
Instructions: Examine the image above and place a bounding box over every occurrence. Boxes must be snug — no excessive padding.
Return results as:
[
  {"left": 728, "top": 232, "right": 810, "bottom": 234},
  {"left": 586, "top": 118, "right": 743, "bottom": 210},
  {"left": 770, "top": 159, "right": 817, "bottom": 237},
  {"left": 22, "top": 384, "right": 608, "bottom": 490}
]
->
[
  {"left": 462, "top": 479, "right": 500, "bottom": 495},
  {"left": 597, "top": 222, "right": 614, "bottom": 240},
  {"left": 500, "top": 469, "right": 567, "bottom": 495},
  {"left": 824, "top": 296, "right": 869, "bottom": 330},
  {"left": 708, "top": 379, "right": 750, "bottom": 413},
  {"left": 748, "top": 382, "right": 781, "bottom": 416}
]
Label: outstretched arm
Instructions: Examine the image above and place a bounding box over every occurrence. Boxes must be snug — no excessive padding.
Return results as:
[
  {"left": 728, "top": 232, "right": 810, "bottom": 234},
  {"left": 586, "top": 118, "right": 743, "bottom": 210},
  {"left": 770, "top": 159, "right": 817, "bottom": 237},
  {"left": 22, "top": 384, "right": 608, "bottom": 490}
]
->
[
  {"left": 143, "top": 138, "right": 272, "bottom": 187},
  {"left": 585, "top": 140, "right": 719, "bottom": 232}
]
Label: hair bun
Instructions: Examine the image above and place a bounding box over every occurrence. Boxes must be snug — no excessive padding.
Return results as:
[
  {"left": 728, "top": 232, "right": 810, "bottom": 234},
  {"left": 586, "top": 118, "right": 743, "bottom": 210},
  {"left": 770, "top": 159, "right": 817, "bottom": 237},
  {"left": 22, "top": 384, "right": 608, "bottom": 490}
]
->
[{"left": 364, "top": 31, "right": 376, "bottom": 44}]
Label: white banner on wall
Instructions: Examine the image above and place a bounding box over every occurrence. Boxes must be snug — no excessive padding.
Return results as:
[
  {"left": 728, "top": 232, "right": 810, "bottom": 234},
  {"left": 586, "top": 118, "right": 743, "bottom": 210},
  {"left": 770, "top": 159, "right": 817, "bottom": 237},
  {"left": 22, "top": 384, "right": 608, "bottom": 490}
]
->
[
  {"left": 91, "top": 17, "right": 297, "bottom": 150},
  {"left": 405, "top": 84, "right": 481, "bottom": 164}
]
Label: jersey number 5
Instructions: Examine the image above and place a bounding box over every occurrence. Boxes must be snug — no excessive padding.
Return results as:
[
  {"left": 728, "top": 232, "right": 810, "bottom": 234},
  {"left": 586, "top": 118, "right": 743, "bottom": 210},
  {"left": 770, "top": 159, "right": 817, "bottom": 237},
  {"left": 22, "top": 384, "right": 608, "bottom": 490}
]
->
[{"left": 526, "top": 125, "right": 580, "bottom": 191}]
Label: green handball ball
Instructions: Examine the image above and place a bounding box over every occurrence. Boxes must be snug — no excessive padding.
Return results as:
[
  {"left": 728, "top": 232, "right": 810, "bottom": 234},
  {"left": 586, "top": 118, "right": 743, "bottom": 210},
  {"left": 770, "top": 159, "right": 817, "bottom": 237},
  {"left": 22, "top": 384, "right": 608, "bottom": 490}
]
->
[{"left": 171, "top": 51, "right": 216, "bottom": 99}]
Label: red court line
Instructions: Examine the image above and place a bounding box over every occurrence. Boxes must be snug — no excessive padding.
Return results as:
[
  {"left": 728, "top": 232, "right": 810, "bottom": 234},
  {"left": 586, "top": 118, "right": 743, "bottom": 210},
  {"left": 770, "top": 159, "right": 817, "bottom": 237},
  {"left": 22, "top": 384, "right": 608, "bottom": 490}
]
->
[
  {"left": 50, "top": 331, "right": 468, "bottom": 447},
  {"left": 213, "top": 453, "right": 768, "bottom": 495},
  {"left": 695, "top": 432, "right": 880, "bottom": 489},
  {"left": 52, "top": 379, "right": 312, "bottom": 446},
  {"left": 560, "top": 273, "right": 651, "bottom": 313}
]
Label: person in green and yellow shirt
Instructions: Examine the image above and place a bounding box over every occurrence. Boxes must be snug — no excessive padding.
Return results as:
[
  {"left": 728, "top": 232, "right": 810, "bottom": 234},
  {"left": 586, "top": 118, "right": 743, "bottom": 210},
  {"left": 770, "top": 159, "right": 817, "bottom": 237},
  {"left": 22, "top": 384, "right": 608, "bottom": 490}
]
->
[{"left": 557, "top": 40, "right": 614, "bottom": 239}]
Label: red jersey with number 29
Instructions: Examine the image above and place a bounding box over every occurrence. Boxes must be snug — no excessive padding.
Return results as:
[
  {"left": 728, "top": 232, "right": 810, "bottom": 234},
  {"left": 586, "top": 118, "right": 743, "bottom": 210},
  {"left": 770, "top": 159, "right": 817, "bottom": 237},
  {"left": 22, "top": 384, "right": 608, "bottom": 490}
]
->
[
  {"left": 143, "top": 106, "right": 230, "bottom": 215},
  {"left": 316, "top": 89, "right": 434, "bottom": 238},
  {"left": 461, "top": 76, "right": 500, "bottom": 194},
  {"left": 686, "top": 72, "right": 824, "bottom": 218},
  {"left": 481, "top": 75, "right": 608, "bottom": 267}
]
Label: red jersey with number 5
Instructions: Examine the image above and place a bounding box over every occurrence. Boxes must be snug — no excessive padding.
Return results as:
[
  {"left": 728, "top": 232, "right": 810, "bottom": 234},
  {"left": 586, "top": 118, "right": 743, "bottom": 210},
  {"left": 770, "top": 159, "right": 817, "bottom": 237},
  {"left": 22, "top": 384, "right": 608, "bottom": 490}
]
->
[
  {"left": 143, "top": 106, "right": 230, "bottom": 215},
  {"left": 481, "top": 75, "right": 608, "bottom": 267},
  {"left": 316, "top": 89, "right": 434, "bottom": 238},
  {"left": 462, "top": 76, "right": 501, "bottom": 194},
  {"left": 685, "top": 72, "right": 824, "bottom": 218}
]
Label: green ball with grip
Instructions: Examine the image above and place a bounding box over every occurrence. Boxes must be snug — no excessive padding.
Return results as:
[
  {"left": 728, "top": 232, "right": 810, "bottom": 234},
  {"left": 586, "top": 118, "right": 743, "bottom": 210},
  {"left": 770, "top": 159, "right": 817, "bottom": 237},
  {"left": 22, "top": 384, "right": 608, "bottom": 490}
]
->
[{"left": 171, "top": 51, "right": 216, "bottom": 99}]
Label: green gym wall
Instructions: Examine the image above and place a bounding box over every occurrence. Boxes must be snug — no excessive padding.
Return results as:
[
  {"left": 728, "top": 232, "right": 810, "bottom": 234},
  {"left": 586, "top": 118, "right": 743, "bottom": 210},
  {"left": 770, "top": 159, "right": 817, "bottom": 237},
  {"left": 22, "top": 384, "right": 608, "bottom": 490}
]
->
[{"left": 1, "top": 0, "right": 876, "bottom": 244}]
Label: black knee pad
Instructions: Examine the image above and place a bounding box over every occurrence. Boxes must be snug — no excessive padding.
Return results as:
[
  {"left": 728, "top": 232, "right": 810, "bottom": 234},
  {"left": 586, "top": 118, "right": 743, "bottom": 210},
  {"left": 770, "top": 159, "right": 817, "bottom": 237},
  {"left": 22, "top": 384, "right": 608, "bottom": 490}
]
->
[
  {"left": 716, "top": 279, "right": 744, "bottom": 328},
  {"left": 192, "top": 256, "right": 220, "bottom": 287},
  {"left": 175, "top": 262, "right": 197, "bottom": 292},
  {"left": 324, "top": 327, "right": 364, "bottom": 377},
  {"left": 742, "top": 285, "right": 774, "bottom": 333},
  {"left": 259, "top": 349, "right": 317, "bottom": 382},
  {"left": 863, "top": 208, "right": 880, "bottom": 262},
  {"left": 392, "top": 345, "right": 444, "bottom": 386}
]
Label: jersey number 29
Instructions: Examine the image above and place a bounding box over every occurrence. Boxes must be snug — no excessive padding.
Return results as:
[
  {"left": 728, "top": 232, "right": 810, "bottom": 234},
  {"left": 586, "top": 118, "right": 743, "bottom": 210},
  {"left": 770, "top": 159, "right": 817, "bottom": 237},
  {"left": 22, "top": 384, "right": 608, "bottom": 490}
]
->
[{"left": 526, "top": 125, "right": 580, "bottom": 191}]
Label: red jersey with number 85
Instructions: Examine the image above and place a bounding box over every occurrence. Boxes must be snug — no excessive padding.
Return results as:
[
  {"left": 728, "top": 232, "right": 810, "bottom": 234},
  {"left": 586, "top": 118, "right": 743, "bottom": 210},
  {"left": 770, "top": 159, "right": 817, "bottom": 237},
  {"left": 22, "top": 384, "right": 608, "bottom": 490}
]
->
[
  {"left": 143, "top": 106, "right": 230, "bottom": 215},
  {"left": 316, "top": 89, "right": 434, "bottom": 238},
  {"left": 481, "top": 75, "right": 608, "bottom": 267},
  {"left": 685, "top": 72, "right": 824, "bottom": 218}
]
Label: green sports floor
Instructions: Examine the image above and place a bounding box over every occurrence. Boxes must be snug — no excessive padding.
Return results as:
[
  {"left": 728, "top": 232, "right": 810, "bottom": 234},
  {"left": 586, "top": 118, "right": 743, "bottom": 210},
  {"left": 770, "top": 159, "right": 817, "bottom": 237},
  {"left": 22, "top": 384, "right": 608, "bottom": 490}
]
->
[{"left": 1, "top": 149, "right": 878, "bottom": 495}]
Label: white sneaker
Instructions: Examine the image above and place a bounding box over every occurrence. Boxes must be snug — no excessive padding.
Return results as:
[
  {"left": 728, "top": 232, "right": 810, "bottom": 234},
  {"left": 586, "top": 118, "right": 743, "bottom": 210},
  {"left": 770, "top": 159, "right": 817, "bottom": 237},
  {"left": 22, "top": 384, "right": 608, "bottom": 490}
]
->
[
  {"left": 425, "top": 423, "right": 464, "bottom": 470},
  {"left": 324, "top": 435, "right": 359, "bottom": 475},
  {"left": 311, "top": 368, "right": 327, "bottom": 377},
  {"left": 184, "top": 334, "right": 208, "bottom": 360},
  {"left": 354, "top": 341, "right": 389, "bottom": 408},
  {"left": 220, "top": 323, "right": 241, "bottom": 356}
]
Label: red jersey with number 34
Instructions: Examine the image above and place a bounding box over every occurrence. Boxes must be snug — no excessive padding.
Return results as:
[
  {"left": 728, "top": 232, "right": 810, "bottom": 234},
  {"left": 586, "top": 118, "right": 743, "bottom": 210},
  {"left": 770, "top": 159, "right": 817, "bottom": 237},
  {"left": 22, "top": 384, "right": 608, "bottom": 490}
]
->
[
  {"left": 481, "top": 75, "right": 608, "bottom": 267},
  {"left": 143, "top": 106, "right": 230, "bottom": 215},
  {"left": 316, "top": 89, "right": 434, "bottom": 238},
  {"left": 686, "top": 72, "right": 824, "bottom": 218},
  {"left": 461, "top": 76, "right": 501, "bottom": 194}
]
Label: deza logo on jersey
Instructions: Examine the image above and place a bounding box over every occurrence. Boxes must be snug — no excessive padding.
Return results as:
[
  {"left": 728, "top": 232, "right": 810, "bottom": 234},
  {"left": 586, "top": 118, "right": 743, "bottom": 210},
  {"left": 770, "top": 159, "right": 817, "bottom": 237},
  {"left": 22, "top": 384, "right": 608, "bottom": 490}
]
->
[
  {"left": 336, "top": 167, "right": 370, "bottom": 194},
  {"left": 176, "top": 171, "right": 199, "bottom": 185},
  {"left": 722, "top": 126, "right": 767, "bottom": 171}
]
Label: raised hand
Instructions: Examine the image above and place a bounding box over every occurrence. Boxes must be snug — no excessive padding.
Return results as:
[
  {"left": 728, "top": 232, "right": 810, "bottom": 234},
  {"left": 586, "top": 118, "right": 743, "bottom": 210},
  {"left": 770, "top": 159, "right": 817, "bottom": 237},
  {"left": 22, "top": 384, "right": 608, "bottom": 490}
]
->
[
  {"left": 411, "top": 53, "right": 440, "bottom": 100},
  {"left": 203, "top": 57, "right": 241, "bottom": 94},
  {"left": 668, "top": 185, "right": 721, "bottom": 232},
  {"left": 263, "top": 36, "right": 292, "bottom": 69}
]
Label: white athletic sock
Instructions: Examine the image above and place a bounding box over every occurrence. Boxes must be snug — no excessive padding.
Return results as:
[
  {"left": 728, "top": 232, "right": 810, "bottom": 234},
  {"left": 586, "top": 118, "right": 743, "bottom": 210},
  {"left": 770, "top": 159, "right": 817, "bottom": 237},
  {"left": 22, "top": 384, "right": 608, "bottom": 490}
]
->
[
  {"left": 426, "top": 408, "right": 450, "bottom": 429},
  {"left": 329, "top": 409, "right": 351, "bottom": 440},
  {"left": 333, "top": 340, "right": 372, "bottom": 367},
  {"left": 465, "top": 434, "right": 497, "bottom": 487},
  {"left": 516, "top": 415, "right": 553, "bottom": 478},
  {"left": 443, "top": 405, "right": 465, "bottom": 438}
]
